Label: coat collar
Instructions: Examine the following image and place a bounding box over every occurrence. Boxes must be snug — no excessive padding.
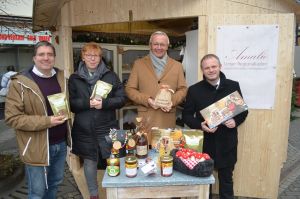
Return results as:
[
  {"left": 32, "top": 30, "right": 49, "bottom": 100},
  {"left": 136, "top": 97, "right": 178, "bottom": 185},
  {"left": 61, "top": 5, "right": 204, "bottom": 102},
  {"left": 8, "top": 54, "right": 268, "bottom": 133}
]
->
[
  {"left": 203, "top": 71, "right": 227, "bottom": 90},
  {"left": 13, "top": 66, "right": 65, "bottom": 96}
]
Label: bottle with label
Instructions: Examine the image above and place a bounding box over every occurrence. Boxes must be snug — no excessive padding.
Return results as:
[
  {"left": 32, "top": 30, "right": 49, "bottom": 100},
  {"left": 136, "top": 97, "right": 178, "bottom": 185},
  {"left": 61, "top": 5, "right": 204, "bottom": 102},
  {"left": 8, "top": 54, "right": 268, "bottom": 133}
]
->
[
  {"left": 106, "top": 148, "right": 120, "bottom": 177},
  {"left": 126, "top": 131, "right": 136, "bottom": 157},
  {"left": 136, "top": 132, "right": 148, "bottom": 159}
]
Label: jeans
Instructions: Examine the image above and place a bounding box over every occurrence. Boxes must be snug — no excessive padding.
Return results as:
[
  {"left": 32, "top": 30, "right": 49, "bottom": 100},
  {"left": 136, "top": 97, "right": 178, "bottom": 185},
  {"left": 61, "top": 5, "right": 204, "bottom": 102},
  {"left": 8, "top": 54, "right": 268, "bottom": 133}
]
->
[
  {"left": 25, "top": 141, "right": 67, "bottom": 199},
  {"left": 83, "top": 143, "right": 108, "bottom": 197},
  {"left": 83, "top": 159, "right": 98, "bottom": 197}
]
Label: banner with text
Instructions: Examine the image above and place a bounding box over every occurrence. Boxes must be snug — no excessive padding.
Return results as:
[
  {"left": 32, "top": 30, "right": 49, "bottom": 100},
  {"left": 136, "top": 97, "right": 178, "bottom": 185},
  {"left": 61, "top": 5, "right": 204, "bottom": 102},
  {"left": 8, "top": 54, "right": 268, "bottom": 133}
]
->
[
  {"left": 216, "top": 25, "right": 279, "bottom": 109},
  {"left": 0, "top": 26, "right": 51, "bottom": 45}
]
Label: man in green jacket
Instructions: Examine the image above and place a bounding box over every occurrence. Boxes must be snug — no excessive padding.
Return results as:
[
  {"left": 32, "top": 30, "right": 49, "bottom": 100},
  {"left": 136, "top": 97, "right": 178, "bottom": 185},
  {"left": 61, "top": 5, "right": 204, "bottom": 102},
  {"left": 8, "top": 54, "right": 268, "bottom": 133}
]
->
[{"left": 5, "top": 41, "right": 70, "bottom": 199}]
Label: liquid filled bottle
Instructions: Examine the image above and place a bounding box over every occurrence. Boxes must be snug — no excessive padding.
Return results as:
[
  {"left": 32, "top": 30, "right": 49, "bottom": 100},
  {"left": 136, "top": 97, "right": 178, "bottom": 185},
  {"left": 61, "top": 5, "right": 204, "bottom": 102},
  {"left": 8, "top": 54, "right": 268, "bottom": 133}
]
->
[
  {"left": 126, "top": 131, "right": 136, "bottom": 157},
  {"left": 136, "top": 132, "right": 148, "bottom": 159},
  {"left": 106, "top": 148, "right": 120, "bottom": 177}
]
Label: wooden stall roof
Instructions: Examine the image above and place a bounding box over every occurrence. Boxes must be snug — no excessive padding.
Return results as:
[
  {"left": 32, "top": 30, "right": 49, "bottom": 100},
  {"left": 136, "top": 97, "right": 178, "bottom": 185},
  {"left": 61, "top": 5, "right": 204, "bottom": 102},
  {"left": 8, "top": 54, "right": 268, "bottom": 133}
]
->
[{"left": 32, "top": 0, "right": 300, "bottom": 32}]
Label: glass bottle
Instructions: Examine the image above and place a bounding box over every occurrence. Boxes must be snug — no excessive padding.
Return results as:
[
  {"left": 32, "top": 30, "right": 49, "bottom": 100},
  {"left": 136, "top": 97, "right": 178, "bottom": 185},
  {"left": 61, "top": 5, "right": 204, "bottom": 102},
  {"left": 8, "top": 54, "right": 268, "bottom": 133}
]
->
[
  {"left": 126, "top": 131, "right": 136, "bottom": 157},
  {"left": 136, "top": 132, "right": 148, "bottom": 159},
  {"left": 106, "top": 148, "right": 120, "bottom": 177}
]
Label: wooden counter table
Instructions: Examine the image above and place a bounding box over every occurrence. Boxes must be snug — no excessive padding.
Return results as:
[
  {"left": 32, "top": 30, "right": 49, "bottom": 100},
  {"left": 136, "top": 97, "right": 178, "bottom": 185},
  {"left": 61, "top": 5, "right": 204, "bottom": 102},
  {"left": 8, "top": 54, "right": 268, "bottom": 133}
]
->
[{"left": 102, "top": 151, "right": 215, "bottom": 199}]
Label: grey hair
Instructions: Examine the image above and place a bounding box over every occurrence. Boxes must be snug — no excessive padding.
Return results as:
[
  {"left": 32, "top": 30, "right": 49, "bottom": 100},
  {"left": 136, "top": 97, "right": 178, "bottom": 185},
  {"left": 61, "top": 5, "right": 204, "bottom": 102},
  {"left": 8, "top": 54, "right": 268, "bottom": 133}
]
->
[
  {"left": 149, "top": 31, "right": 170, "bottom": 45},
  {"left": 33, "top": 41, "right": 56, "bottom": 56}
]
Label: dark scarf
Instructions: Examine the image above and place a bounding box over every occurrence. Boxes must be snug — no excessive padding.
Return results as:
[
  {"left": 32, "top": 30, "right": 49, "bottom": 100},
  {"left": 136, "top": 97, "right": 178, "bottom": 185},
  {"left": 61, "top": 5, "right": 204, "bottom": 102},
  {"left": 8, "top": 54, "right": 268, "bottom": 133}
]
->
[{"left": 77, "top": 60, "right": 108, "bottom": 90}]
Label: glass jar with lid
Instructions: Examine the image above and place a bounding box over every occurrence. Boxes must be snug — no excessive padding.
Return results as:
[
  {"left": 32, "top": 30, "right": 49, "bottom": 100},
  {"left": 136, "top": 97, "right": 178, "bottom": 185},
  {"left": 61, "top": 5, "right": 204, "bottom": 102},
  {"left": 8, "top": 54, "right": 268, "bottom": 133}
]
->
[
  {"left": 160, "top": 155, "right": 173, "bottom": 177},
  {"left": 125, "top": 156, "right": 138, "bottom": 177}
]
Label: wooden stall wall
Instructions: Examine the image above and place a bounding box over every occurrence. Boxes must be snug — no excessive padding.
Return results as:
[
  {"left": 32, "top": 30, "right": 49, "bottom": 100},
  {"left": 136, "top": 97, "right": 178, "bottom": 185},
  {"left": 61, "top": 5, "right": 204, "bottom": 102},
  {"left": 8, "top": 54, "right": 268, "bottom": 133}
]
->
[
  {"left": 67, "top": 0, "right": 297, "bottom": 29},
  {"left": 53, "top": 3, "right": 73, "bottom": 78},
  {"left": 205, "top": 14, "right": 295, "bottom": 198},
  {"left": 211, "top": 0, "right": 295, "bottom": 15},
  {"left": 69, "top": 0, "right": 205, "bottom": 27}
]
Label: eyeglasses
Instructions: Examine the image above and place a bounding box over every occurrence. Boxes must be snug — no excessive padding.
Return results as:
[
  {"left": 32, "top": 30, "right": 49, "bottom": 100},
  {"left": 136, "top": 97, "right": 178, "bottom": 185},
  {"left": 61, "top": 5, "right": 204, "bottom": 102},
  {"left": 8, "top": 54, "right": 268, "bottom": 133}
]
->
[
  {"left": 151, "top": 43, "right": 168, "bottom": 48},
  {"left": 84, "top": 54, "right": 100, "bottom": 60}
]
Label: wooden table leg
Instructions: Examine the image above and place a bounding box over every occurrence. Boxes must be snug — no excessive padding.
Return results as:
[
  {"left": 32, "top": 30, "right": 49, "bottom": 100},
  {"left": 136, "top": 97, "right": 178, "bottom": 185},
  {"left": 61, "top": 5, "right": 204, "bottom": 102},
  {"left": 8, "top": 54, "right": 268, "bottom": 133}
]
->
[
  {"left": 106, "top": 188, "right": 118, "bottom": 199},
  {"left": 198, "top": 185, "right": 210, "bottom": 199}
]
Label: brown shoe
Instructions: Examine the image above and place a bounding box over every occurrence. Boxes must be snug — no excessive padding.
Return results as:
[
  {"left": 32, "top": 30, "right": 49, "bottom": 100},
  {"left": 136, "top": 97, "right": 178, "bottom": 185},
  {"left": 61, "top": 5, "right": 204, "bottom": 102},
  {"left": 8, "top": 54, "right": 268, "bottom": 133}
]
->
[{"left": 90, "top": 196, "right": 99, "bottom": 199}]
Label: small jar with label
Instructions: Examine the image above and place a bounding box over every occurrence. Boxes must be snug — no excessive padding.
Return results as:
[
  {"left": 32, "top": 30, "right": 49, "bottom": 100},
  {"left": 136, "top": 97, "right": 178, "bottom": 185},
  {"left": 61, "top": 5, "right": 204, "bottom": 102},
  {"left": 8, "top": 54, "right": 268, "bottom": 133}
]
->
[
  {"left": 125, "top": 156, "right": 138, "bottom": 178},
  {"left": 160, "top": 155, "right": 173, "bottom": 177}
]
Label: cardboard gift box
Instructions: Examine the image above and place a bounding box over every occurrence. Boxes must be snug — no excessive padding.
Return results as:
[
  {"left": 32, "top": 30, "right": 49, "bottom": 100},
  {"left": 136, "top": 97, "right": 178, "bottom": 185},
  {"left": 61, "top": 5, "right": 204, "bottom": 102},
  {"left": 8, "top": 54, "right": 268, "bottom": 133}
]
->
[{"left": 200, "top": 91, "right": 248, "bottom": 129}]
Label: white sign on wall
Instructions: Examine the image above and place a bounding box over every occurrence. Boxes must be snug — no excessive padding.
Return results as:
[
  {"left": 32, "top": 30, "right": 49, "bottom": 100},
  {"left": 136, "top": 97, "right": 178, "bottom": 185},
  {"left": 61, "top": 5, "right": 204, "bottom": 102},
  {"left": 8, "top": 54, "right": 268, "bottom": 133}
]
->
[{"left": 216, "top": 25, "right": 279, "bottom": 109}]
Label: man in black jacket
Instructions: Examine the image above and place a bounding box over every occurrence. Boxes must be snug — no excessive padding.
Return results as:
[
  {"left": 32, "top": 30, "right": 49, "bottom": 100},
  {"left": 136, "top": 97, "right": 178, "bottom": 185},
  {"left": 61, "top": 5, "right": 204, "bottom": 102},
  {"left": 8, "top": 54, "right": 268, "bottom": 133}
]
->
[{"left": 182, "top": 54, "right": 248, "bottom": 199}]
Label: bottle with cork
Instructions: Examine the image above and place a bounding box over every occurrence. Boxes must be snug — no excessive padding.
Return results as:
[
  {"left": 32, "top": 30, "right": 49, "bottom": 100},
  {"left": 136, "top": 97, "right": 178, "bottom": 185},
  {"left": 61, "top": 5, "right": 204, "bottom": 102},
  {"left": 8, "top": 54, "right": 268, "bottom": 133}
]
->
[{"left": 135, "top": 117, "right": 150, "bottom": 166}]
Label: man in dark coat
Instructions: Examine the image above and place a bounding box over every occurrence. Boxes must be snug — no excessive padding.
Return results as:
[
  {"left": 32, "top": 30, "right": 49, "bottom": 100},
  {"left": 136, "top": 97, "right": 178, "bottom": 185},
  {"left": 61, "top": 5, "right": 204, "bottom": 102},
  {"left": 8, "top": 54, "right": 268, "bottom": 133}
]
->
[{"left": 182, "top": 54, "right": 248, "bottom": 199}]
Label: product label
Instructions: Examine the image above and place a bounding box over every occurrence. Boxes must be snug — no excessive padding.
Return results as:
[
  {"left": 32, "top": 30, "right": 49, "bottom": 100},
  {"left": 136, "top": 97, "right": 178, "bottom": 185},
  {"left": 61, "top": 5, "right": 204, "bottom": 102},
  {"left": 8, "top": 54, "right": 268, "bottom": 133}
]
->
[
  {"left": 161, "top": 162, "right": 173, "bottom": 176},
  {"left": 126, "top": 167, "right": 137, "bottom": 177},
  {"left": 136, "top": 145, "right": 147, "bottom": 155},
  {"left": 107, "top": 166, "right": 120, "bottom": 176},
  {"left": 141, "top": 160, "right": 156, "bottom": 174},
  {"left": 126, "top": 149, "right": 136, "bottom": 156},
  {"left": 162, "top": 167, "right": 173, "bottom": 175}
]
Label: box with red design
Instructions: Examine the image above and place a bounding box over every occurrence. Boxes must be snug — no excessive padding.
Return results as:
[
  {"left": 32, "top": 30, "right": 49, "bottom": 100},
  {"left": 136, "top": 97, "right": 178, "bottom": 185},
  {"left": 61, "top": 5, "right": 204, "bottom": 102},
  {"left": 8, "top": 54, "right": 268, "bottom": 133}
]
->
[{"left": 199, "top": 91, "right": 248, "bottom": 129}]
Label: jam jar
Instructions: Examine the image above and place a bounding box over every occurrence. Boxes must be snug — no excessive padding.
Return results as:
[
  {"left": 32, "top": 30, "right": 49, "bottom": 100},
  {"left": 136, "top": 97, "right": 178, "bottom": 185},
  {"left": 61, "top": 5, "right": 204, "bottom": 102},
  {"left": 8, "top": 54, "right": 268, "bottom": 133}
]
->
[
  {"left": 160, "top": 155, "right": 173, "bottom": 177},
  {"left": 125, "top": 156, "right": 138, "bottom": 177}
]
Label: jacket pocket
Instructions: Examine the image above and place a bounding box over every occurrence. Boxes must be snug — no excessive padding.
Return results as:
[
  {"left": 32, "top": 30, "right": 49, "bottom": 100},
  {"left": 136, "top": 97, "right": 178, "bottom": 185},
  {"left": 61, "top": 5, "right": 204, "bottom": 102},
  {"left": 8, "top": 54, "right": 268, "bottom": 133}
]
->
[{"left": 16, "top": 131, "right": 48, "bottom": 165}]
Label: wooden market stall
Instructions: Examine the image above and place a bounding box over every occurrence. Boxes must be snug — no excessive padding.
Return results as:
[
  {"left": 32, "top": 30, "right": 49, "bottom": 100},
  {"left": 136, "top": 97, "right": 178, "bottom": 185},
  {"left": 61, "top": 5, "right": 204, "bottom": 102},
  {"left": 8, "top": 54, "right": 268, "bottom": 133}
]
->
[{"left": 32, "top": 0, "right": 300, "bottom": 198}]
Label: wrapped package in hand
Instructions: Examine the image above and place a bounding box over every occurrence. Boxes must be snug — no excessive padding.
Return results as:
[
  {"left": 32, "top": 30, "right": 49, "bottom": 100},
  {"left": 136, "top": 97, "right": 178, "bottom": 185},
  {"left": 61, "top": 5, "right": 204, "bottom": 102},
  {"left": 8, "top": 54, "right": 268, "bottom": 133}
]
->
[
  {"left": 154, "top": 84, "right": 174, "bottom": 108},
  {"left": 91, "top": 80, "right": 112, "bottom": 100},
  {"left": 47, "top": 92, "right": 71, "bottom": 120}
]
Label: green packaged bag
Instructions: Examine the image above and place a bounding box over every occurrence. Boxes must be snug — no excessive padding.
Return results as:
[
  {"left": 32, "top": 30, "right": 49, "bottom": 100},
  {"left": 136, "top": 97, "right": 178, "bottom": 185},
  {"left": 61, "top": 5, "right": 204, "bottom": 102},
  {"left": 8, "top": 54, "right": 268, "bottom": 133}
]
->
[
  {"left": 91, "top": 80, "right": 112, "bottom": 100},
  {"left": 182, "top": 129, "right": 204, "bottom": 152},
  {"left": 47, "top": 93, "right": 71, "bottom": 120}
]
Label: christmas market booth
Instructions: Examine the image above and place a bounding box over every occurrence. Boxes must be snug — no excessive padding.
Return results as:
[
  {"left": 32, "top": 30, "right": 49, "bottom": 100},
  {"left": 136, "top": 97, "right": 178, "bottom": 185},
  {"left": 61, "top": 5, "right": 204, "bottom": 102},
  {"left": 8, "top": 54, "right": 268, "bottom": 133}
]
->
[{"left": 32, "top": 0, "right": 300, "bottom": 198}]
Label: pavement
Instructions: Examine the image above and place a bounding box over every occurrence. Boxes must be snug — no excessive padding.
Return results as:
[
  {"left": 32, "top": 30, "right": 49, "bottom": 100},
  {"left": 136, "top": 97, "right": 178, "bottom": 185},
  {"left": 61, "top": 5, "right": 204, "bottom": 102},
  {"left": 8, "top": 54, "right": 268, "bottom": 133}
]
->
[{"left": 0, "top": 109, "right": 300, "bottom": 199}]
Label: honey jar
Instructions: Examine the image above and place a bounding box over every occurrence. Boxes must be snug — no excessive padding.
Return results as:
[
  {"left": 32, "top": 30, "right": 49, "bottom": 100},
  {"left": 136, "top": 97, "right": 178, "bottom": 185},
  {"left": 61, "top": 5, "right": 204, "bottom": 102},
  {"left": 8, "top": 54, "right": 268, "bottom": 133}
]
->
[
  {"left": 160, "top": 155, "right": 173, "bottom": 177},
  {"left": 125, "top": 156, "right": 138, "bottom": 177}
]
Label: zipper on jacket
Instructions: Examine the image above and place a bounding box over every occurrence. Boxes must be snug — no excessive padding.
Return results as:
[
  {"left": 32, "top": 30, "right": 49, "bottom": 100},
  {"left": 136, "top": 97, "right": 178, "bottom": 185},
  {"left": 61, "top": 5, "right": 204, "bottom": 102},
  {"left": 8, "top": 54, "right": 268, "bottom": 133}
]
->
[
  {"left": 17, "top": 81, "right": 50, "bottom": 165},
  {"left": 22, "top": 137, "right": 32, "bottom": 156}
]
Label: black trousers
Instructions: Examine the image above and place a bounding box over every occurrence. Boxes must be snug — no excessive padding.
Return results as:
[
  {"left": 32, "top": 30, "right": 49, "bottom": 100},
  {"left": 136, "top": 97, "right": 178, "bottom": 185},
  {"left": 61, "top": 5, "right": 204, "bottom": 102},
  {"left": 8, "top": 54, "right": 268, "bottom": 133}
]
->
[{"left": 209, "top": 166, "right": 235, "bottom": 199}]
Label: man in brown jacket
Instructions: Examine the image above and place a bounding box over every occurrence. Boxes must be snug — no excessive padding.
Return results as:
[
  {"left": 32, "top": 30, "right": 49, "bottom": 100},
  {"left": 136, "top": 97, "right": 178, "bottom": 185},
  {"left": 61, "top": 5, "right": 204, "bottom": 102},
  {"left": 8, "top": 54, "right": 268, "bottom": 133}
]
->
[
  {"left": 125, "top": 31, "right": 187, "bottom": 138},
  {"left": 5, "top": 41, "right": 70, "bottom": 199}
]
